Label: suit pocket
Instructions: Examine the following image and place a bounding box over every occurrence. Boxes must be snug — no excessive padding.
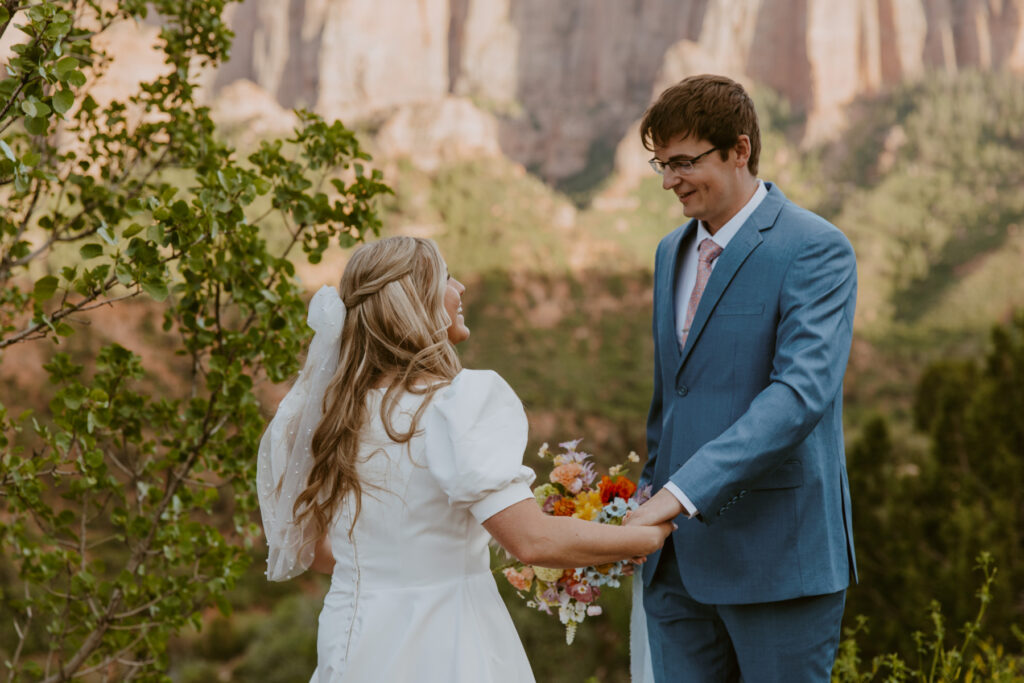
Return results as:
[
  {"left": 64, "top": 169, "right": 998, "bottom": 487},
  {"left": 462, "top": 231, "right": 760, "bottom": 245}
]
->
[
  {"left": 752, "top": 459, "right": 803, "bottom": 490},
  {"left": 716, "top": 303, "right": 765, "bottom": 316}
]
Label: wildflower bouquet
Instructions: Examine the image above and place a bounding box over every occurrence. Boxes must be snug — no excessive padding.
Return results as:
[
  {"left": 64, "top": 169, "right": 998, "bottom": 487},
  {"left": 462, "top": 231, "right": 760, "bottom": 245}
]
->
[{"left": 500, "top": 439, "right": 652, "bottom": 644}]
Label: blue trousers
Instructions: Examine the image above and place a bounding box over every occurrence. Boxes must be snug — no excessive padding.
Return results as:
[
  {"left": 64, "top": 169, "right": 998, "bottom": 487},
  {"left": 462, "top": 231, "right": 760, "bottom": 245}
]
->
[{"left": 643, "top": 537, "right": 845, "bottom": 683}]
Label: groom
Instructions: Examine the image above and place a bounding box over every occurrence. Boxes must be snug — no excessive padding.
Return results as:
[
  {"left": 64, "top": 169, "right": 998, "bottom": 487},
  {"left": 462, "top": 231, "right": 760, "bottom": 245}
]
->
[{"left": 624, "top": 74, "right": 858, "bottom": 681}]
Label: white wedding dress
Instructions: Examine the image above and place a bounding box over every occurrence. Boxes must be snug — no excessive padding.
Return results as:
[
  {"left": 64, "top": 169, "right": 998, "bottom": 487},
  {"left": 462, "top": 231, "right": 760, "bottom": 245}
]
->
[{"left": 309, "top": 369, "right": 538, "bottom": 682}]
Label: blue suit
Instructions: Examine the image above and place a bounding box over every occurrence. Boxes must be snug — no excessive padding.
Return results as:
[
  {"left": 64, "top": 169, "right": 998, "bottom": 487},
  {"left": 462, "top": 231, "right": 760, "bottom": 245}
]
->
[{"left": 641, "top": 183, "right": 857, "bottom": 680}]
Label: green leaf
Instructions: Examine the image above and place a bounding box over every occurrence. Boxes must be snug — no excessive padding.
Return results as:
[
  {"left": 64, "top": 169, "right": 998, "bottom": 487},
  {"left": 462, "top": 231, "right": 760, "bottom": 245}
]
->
[
  {"left": 0, "top": 8, "right": 9, "bottom": 24},
  {"left": 53, "top": 89, "right": 75, "bottom": 115},
  {"left": 97, "top": 224, "right": 116, "bottom": 246},
  {"left": 115, "top": 263, "right": 133, "bottom": 285},
  {"left": 0, "top": 139, "right": 15, "bottom": 162},
  {"left": 65, "top": 70, "right": 86, "bottom": 88},
  {"left": 33, "top": 276, "right": 59, "bottom": 301},
  {"left": 25, "top": 116, "right": 48, "bottom": 136},
  {"left": 55, "top": 56, "right": 78, "bottom": 78},
  {"left": 147, "top": 223, "right": 165, "bottom": 244},
  {"left": 142, "top": 280, "right": 169, "bottom": 302},
  {"left": 55, "top": 322, "right": 74, "bottom": 337},
  {"left": 79, "top": 243, "right": 103, "bottom": 259},
  {"left": 122, "top": 223, "right": 144, "bottom": 238}
]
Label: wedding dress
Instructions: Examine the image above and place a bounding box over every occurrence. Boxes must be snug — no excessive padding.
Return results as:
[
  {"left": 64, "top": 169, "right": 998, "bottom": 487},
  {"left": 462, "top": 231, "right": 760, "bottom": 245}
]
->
[
  {"left": 311, "top": 369, "right": 537, "bottom": 682},
  {"left": 258, "top": 288, "right": 537, "bottom": 681}
]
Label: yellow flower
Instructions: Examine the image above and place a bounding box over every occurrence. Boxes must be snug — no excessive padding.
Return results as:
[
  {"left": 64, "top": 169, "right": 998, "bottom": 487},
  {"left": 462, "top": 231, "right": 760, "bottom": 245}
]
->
[
  {"left": 572, "top": 490, "right": 603, "bottom": 521},
  {"left": 532, "top": 565, "right": 564, "bottom": 583}
]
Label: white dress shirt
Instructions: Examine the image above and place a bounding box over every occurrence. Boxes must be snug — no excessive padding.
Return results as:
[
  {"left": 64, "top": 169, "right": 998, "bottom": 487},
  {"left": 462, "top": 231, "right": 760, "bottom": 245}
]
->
[{"left": 664, "top": 180, "right": 767, "bottom": 517}]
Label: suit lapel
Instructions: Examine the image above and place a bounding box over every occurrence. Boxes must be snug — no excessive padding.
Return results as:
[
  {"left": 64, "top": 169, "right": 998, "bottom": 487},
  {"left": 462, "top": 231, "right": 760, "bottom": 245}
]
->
[
  {"left": 660, "top": 221, "right": 697, "bottom": 362},
  {"left": 676, "top": 184, "right": 786, "bottom": 371}
]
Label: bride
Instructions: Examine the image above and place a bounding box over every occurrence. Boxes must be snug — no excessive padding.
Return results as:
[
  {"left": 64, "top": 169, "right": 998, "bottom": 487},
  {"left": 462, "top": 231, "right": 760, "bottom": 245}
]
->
[{"left": 258, "top": 236, "right": 671, "bottom": 682}]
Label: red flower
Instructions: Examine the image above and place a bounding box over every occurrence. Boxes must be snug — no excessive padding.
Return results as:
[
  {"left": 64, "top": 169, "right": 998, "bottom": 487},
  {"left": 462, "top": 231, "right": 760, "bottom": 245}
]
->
[
  {"left": 598, "top": 475, "right": 637, "bottom": 504},
  {"left": 566, "top": 581, "right": 600, "bottom": 603}
]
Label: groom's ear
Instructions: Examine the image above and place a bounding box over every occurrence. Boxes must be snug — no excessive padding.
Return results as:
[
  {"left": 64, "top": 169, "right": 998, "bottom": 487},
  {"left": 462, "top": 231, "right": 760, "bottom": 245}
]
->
[{"left": 732, "top": 135, "right": 752, "bottom": 171}]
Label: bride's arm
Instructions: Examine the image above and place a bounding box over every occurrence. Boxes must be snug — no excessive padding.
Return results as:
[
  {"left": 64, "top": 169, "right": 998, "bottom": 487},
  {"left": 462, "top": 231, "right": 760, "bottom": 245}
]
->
[{"left": 482, "top": 499, "right": 673, "bottom": 569}]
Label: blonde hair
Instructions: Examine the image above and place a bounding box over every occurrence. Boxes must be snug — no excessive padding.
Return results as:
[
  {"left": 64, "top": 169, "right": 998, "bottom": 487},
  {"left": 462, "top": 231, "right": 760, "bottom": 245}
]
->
[{"left": 294, "top": 237, "right": 462, "bottom": 539}]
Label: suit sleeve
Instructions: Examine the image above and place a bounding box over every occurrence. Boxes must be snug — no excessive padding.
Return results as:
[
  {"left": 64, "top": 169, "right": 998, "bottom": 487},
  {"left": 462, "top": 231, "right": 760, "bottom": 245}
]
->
[{"left": 669, "top": 226, "right": 857, "bottom": 525}]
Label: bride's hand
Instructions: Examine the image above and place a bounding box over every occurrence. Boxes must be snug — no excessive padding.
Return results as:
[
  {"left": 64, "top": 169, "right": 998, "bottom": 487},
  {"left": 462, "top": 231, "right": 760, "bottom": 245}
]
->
[
  {"left": 623, "top": 488, "right": 685, "bottom": 528},
  {"left": 630, "top": 519, "right": 675, "bottom": 563}
]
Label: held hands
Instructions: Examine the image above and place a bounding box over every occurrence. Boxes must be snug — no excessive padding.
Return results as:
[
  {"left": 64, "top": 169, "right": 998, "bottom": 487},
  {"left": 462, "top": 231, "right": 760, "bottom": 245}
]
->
[
  {"left": 623, "top": 490, "right": 682, "bottom": 563},
  {"left": 624, "top": 488, "right": 686, "bottom": 528},
  {"left": 628, "top": 519, "right": 676, "bottom": 564}
]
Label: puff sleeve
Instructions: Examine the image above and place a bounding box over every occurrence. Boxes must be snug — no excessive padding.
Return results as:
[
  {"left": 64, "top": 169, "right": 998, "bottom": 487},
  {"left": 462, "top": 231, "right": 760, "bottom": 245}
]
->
[{"left": 422, "top": 369, "right": 536, "bottom": 523}]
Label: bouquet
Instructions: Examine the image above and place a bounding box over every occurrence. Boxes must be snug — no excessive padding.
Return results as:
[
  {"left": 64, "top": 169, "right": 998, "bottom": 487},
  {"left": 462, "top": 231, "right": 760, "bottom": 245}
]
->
[{"left": 499, "top": 439, "right": 652, "bottom": 644}]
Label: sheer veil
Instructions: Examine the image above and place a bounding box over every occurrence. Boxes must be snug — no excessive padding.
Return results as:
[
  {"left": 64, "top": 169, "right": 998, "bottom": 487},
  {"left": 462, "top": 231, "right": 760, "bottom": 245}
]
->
[{"left": 257, "top": 285, "right": 345, "bottom": 581}]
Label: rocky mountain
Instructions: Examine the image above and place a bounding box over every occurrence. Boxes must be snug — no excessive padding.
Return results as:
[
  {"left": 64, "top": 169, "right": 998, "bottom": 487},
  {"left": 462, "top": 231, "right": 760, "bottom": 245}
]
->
[{"left": 210, "top": 0, "right": 1024, "bottom": 183}]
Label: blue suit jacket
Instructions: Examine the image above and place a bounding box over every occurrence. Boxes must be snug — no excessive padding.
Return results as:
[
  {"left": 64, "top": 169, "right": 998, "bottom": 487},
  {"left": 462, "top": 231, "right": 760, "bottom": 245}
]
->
[{"left": 641, "top": 182, "right": 858, "bottom": 605}]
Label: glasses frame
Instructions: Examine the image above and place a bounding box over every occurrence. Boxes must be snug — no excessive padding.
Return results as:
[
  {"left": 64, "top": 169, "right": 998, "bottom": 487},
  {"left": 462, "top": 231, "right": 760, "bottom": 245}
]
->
[{"left": 649, "top": 146, "right": 720, "bottom": 176}]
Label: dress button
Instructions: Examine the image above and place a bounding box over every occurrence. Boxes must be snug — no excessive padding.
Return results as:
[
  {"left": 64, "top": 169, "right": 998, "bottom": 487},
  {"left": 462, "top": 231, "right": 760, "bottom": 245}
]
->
[{"left": 676, "top": 385, "right": 689, "bottom": 397}]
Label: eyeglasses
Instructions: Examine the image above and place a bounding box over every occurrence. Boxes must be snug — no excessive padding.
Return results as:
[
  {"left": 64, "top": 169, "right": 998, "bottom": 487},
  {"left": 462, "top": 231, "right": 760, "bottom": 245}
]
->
[{"left": 648, "top": 146, "right": 719, "bottom": 176}]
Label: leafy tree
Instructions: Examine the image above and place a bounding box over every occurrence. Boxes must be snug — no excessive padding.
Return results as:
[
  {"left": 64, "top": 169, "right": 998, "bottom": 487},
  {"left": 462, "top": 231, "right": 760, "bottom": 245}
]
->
[
  {"left": 844, "top": 312, "right": 1024, "bottom": 660},
  {"left": 0, "top": 1, "right": 388, "bottom": 679}
]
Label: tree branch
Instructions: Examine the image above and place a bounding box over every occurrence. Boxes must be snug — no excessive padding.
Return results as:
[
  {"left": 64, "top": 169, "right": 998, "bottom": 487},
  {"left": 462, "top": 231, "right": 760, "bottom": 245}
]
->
[{"left": 39, "top": 388, "right": 224, "bottom": 683}]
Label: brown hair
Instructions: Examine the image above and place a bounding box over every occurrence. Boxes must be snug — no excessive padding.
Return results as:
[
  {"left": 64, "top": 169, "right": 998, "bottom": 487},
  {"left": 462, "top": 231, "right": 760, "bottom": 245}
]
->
[
  {"left": 294, "top": 236, "right": 462, "bottom": 539},
  {"left": 640, "top": 74, "right": 761, "bottom": 176}
]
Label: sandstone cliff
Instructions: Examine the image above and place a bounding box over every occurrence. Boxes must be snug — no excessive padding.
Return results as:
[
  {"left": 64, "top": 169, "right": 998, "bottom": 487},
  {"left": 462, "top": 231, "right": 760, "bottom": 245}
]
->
[{"left": 211, "top": 0, "right": 1024, "bottom": 183}]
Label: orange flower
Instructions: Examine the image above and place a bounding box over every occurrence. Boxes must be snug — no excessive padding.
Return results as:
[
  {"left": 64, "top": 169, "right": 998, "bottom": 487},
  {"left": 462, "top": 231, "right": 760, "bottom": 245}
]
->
[
  {"left": 552, "top": 498, "right": 576, "bottom": 516},
  {"left": 503, "top": 566, "right": 535, "bottom": 592},
  {"left": 598, "top": 475, "right": 637, "bottom": 504}
]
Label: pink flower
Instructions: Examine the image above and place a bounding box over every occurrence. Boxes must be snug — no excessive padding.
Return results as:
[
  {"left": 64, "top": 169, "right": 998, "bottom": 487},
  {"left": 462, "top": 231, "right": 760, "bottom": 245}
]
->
[
  {"left": 550, "top": 463, "right": 583, "bottom": 490},
  {"left": 566, "top": 581, "right": 599, "bottom": 604},
  {"left": 503, "top": 566, "right": 535, "bottom": 592},
  {"left": 542, "top": 494, "right": 560, "bottom": 514}
]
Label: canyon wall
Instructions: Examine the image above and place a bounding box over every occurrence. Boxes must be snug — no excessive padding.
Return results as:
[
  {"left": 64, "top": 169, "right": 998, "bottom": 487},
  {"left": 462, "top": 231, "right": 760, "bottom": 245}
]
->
[{"left": 208, "top": 0, "right": 1024, "bottom": 181}]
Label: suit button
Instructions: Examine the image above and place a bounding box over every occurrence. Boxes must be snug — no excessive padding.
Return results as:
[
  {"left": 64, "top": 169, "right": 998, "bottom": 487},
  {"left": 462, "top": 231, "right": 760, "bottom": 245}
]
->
[{"left": 676, "top": 385, "right": 689, "bottom": 397}]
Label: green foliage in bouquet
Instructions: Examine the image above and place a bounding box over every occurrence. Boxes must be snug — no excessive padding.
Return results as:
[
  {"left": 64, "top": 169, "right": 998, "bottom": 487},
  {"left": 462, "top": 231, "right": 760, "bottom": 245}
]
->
[{"left": 0, "top": 1, "right": 389, "bottom": 679}]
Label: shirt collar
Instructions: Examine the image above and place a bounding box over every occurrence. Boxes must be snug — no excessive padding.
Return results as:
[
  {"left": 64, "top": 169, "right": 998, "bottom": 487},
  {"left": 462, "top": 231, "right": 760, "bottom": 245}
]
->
[{"left": 697, "top": 179, "right": 767, "bottom": 249}]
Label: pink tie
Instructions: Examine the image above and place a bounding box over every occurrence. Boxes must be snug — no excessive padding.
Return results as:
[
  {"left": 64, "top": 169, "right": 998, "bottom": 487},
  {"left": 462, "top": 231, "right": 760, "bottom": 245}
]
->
[{"left": 680, "top": 238, "right": 723, "bottom": 347}]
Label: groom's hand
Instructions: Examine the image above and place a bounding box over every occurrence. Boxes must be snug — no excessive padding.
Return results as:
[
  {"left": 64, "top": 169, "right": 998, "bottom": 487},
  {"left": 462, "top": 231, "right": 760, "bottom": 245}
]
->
[{"left": 624, "top": 488, "right": 685, "bottom": 527}]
